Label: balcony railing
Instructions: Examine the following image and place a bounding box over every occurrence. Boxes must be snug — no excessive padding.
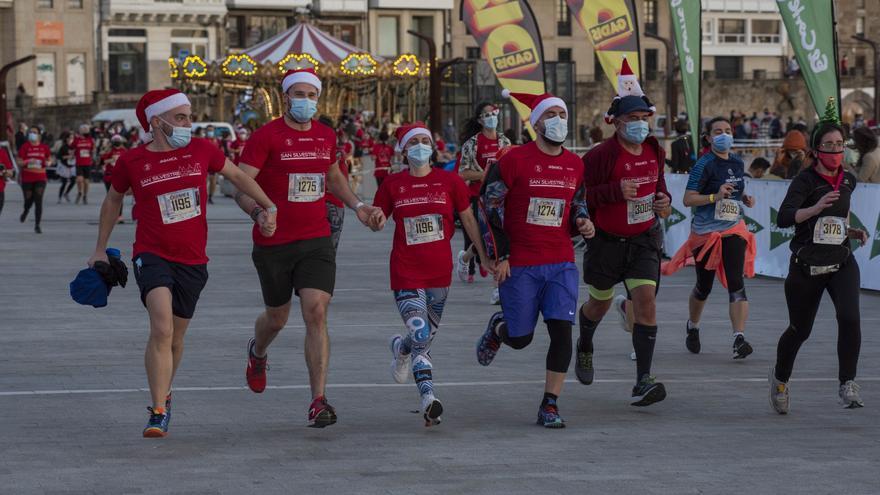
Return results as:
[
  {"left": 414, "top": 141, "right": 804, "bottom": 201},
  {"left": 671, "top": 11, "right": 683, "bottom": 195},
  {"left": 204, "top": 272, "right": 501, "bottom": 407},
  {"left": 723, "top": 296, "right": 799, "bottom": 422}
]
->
[
  {"left": 718, "top": 33, "right": 746, "bottom": 43},
  {"left": 751, "top": 34, "right": 781, "bottom": 44}
]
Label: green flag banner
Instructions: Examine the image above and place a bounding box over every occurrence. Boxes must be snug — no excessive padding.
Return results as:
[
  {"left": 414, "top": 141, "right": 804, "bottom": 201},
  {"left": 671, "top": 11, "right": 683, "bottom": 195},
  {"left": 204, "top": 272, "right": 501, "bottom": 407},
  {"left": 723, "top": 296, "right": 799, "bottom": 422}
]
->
[
  {"left": 668, "top": 0, "right": 701, "bottom": 153},
  {"left": 776, "top": 0, "right": 840, "bottom": 118}
]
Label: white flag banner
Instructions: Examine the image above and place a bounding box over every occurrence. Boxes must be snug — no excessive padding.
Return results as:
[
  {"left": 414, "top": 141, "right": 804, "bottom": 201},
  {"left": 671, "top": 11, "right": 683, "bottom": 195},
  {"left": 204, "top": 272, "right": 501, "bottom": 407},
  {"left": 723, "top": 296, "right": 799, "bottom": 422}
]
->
[{"left": 662, "top": 175, "right": 880, "bottom": 290}]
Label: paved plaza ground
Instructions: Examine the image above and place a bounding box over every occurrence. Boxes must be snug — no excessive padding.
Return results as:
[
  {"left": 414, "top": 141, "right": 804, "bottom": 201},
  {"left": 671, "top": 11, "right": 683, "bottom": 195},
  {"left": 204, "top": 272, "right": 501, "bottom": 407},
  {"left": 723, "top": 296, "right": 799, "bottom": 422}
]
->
[{"left": 1, "top": 183, "right": 878, "bottom": 494}]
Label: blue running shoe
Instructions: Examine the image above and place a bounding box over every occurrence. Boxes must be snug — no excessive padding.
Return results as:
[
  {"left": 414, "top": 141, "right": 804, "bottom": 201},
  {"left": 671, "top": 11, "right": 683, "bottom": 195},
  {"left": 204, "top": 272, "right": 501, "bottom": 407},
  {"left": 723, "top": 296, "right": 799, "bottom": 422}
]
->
[
  {"left": 536, "top": 401, "right": 566, "bottom": 429},
  {"left": 143, "top": 407, "right": 169, "bottom": 438},
  {"left": 164, "top": 392, "right": 172, "bottom": 427},
  {"left": 476, "top": 312, "right": 504, "bottom": 366}
]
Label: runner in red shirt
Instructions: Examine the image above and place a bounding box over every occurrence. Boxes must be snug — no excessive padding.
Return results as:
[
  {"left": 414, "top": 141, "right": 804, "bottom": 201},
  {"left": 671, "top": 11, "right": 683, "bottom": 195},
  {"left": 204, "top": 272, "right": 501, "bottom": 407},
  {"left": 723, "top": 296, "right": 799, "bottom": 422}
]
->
[
  {"left": 227, "top": 128, "right": 248, "bottom": 165},
  {"left": 455, "top": 102, "right": 511, "bottom": 300},
  {"left": 86, "top": 89, "right": 277, "bottom": 438},
  {"left": 100, "top": 134, "right": 128, "bottom": 222},
  {"left": 72, "top": 124, "right": 95, "bottom": 204},
  {"left": 578, "top": 59, "right": 671, "bottom": 407},
  {"left": 371, "top": 131, "right": 394, "bottom": 189},
  {"left": 18, "top": 127, "right": 52, "bottom": 233},
  {"left": 373, "top": 123, "right": 491, "bottom": 427},
  {"left": 323, "top": 130, "right": 352, "bottom": 249},
  {"left": 0, "top": 142, "right": 14, "bottom": 217},
  {"left": 474, "top": 91, "right": 594, "bottom": 428},
  {"left": 204, "top": 124, "right": 223, "bottom": 204},
  {"left": 235, "top": 69, "right": 385, "bottom": 428}
]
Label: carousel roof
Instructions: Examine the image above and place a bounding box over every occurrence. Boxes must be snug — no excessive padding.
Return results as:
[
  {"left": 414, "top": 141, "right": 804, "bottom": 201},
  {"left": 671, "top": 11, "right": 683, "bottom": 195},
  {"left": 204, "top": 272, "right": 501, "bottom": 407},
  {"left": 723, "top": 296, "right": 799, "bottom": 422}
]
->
[{"left": 242, "top": 23, "right": 383, "bottom": 65}]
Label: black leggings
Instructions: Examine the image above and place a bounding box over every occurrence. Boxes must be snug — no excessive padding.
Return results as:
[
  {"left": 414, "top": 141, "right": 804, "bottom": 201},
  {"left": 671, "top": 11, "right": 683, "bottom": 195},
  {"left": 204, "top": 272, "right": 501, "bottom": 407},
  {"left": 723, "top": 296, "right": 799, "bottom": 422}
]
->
[
  {"left": 462, "top": 197, "right": 478, "bottom": 275},
  {"left": 499, "top": 318, "right": 572, "bottom": 373},
  {"left": 775, "top": 258, "right": 861, "bottom": 384},
  {"left": 692, "top": 235, "right": 747, "bottom": 302},
  {"left": 58, "top": 177, "right": 75, "bottom": 199},
  {"left": 0, "top": 190, "right": 4, "bottom": 217},
  {"left": 21, "top": 181, "right": 46, "bottom": 225}
]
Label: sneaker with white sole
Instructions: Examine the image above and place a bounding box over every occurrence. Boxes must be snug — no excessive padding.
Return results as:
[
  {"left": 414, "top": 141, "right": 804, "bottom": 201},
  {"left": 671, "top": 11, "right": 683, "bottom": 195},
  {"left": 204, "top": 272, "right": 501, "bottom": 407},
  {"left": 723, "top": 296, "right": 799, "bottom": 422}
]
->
[
  {"left": 613, "top": 294, "right": 631, "bottom": 333},
  {"left": 839, "top": 380, "right": 864, "bottom": 409},
  {"left": 769, "top": 366, "right": 790, "bottom": 414},
  {"left": 455, "top": 250, "right": 469, "bottom": 283},
  {"left": 389, "top": 335, "right": 411, "bottom": 384},
  {"left": 421, "top": 393, "right": 443, "bottom": 427},
  {"left": 490, "top": 287, "right": 501, "bottom": 305}
]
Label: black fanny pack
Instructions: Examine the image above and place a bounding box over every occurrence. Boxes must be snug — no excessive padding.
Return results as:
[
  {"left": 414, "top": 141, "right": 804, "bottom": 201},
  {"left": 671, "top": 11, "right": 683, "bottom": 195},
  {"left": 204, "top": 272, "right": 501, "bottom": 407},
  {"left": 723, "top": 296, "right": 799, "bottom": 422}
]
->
[{"left": 793, "top": 244, "right": 851, "bottom": 275}]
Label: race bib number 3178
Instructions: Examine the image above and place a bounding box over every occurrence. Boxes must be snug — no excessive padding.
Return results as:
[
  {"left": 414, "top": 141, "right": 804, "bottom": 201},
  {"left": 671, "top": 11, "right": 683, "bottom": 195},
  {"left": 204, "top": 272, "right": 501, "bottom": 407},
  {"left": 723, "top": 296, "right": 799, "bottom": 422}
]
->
[
  {"left": 157, "top": 188, "right": 201, "bottom": 225},
  {"left": 813, "top": 216, "right": 846, "bottom": 245}
]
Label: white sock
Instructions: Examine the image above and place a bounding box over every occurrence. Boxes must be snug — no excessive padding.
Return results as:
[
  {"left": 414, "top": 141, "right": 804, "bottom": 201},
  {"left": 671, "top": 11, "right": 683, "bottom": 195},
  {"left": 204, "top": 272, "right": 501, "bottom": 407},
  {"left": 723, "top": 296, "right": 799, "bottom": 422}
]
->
[
  {"left": 732, "top": 331, "right": 744, "bottom": 342},
  {"left": 687, "top": 320, "right": 699, "bottom": 330}
]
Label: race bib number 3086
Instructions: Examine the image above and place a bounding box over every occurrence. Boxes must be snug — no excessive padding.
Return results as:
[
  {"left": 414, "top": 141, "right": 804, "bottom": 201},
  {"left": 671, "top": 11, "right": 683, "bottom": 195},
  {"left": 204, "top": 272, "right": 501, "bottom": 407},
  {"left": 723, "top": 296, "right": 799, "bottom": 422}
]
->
[
  {"left": 157, "top": 188, "right": 201, "bottom": 224},
  {"left": 288, "top": 173, "right": 325, "bottom": 203},
  {"left": 404, "top": 214, "right": 444, "bottom": 245},
  {"left": 627, "top": 194, "right": 655, "bottom": 225}
]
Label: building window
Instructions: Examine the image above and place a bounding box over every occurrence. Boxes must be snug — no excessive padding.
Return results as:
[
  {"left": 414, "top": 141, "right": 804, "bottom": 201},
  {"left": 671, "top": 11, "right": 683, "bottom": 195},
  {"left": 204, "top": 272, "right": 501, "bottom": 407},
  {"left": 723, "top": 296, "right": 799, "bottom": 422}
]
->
[
  {"left": 856, "top": 17, "right": 865, "bottom": 37},
  {"left": 751, "top": 20, "right": 780, "bottom": 44},
  {"left": 109, "top": 42, "right": 147, "bottom": 94},
  {"left": 594, "top": 53, "right": 605, "bottom": 81},
  {"left": 702, "top": 19, "right": 713, "bottom": 43},
  {"left": 718, "top": 19, "right": 746, "bottom": 44},
  {"left": 645, "top": 48, "right": 658, "bottom": 80},
  {"left": 644, "top": 0, "right": 657, "bottom": 36},
  {"left": 37, "top": 0, "right": 54, "bottom": 7},
  {"left": 466, "top": 47, "right": 481, "bottom": 59},
  {"left": 715, "top": 56, "right": 742, "bottom": 79},
  {"left": 108, "top": 28, "right": 146, "bottom": 37},
  {"left": 227, "top": 15, "right": 245, "bottom": 49},
  {"left": 377, "top": 16, "right": 398, "bottom": 57},
  {"left": 558, "top": 48, "right": 572, "bottom": 62},
  {"left": 557, "top": 0, "right": 571, "bottom": 36},
  {"left": 412, "top": 16, "right": 434, "bottom": 59},
  {"left": 68, "top": 0, "right": 83, "bottom": 8},
  {"left": 228, "top": 15, "right": 293, "bottom": 48},
  {"left": 338, "top": 25, "right": 356, "bottom": 45}
]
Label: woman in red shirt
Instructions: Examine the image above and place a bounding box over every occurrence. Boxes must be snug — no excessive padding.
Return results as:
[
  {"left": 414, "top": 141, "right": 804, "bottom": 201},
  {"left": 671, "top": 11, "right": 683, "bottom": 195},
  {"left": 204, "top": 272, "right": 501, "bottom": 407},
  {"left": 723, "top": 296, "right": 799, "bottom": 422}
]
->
[
  {"left": 18, "top": 126, "right": 52, "bottom": 233},
  {"left": 373, "top": 123, "right": 491, "bottom": 427}
]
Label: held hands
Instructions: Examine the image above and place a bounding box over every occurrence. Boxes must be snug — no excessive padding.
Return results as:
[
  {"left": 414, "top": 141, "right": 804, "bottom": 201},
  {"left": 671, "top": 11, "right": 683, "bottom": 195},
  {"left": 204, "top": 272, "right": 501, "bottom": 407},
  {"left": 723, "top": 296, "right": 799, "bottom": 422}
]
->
[
  {"left": 257, "top": 209, "right": 277, "bottom": 238},
  {"left": 620, "top": 180, "right": 638, "bottom": 200},
  {"left": 477, "top": 254, "right": 497, "bottom": 276},
  {"left": 653, "top": 191, "right": 671, "bottom": 214},
  {"left": 357, "top": 205, "right": 386, "bottom": 231},
  {"left": 493, "top": 259, "right": 511, "bottom": 284},
  {"left": 576, "top": 217, "right": 596, "bottom": 239},
  {"left": 743, "top": 194, "right": 755, "bottom": 208},
  {"left": 848, "top": 227, "right": 869, "bottom": 246}
]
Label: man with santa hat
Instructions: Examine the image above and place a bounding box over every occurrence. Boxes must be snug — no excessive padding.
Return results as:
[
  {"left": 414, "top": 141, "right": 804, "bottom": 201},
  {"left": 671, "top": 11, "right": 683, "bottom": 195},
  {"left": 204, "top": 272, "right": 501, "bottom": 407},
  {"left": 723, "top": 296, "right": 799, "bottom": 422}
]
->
[
  {"left": 234, "top": 68, "right": 386, "bottom": 428},
  {"left": 473, "top": 88, "right": 595, "bottom": 428},
  {"left": 576, "top": 57, "right": 671, "bottom": 408},
  {"left": 86, "top": 88, "right": 278, "bottom": 438}
]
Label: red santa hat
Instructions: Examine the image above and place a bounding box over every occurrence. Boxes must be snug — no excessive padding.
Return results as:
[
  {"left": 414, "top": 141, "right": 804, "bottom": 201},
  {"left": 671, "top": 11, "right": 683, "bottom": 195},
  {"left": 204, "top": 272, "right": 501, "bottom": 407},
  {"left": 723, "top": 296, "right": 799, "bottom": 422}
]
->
[
  {"left": 136, "top": 89, "right": 191, "bottom": 142},
  {"left": 281, "top": 68, "right": 322, "bottom": 95},
  {"left": 394, "top": 122, "right": 432, "bottom": 153},
  {"left": 501, "top": 89, "right": 567, "bottom": 126}
]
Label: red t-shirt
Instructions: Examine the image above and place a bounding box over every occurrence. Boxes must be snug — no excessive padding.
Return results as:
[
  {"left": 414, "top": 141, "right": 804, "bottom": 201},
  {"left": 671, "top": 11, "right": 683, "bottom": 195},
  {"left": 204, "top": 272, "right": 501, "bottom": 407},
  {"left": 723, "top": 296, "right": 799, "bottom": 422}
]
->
[
  {"left": 111, "top": 140, "right": 226, "bottom": 264},
  {"left": 374, "top": 169, "right": 471, "bottom": 290},
  {"left": 0, "top": 146, "right": 14, "bottom": 192},
  {"left": 228, "top": 139, "right": 246, "bottom": 165},
  {"left": 325, "top": 156, "right": 348, "bottom": 208},
  {"left": 371, "top": 143, "right": 394, "bottom": 178},
  {"left": 593, "top": 142, "right": 661, "bottom": 237},
  {"left": 436, "top": 139, "right": 446, "bottom": 152},
  {"left": 72, "top": 136, "right": 94, "bottom": 167},
  {"left": 469, "top": 133, "right": 503, "bottom": 197},
  {"left": 18, "top": 142, "right": 52, "bottom": 184},
  {"left": 497, "top": 142, "right": 584, "bottom": 267},
  {"left": 239, "top": 118, "right": 337, "bottom": 246},
  {"left": 101, "top": 147, "right": 126, "bottom": 183}
]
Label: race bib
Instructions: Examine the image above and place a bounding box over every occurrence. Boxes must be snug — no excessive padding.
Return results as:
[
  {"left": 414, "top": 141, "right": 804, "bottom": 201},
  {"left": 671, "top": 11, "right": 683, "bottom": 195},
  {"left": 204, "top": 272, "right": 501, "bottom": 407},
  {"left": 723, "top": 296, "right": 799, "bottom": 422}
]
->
[
  {"left": 813, "top": 216, "right": 846, "bottom": 245},
  {"left": 714, "top": 199, "right": 740, "bottom": 222},
  {"left": 627, "top": 193, "right": 655, "bottom": 225},
  {"left": 526, "top": 197, "right": 564, "bottom": 227},
  {"left": 157, "top": 188, "right": 201, "bottom": 225},
  {"left": 27, "top": 159, "right": 42, "bottom": 169},
  {"left": 288, "top": 173, "right": 324, "bottom": 202},
  {"left": 403, "top": 214, "right": 444, "bottom": 245},
  {"left": 79, "top": 149, "right": 90, "bottom": 158}
]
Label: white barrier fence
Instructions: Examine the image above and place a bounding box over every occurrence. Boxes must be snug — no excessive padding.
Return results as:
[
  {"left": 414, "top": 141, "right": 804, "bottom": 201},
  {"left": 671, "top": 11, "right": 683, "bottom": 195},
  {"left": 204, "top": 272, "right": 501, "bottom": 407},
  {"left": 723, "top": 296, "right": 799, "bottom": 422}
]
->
[{"left": 663, "top": 174, "right": 880, "bottom": 290}]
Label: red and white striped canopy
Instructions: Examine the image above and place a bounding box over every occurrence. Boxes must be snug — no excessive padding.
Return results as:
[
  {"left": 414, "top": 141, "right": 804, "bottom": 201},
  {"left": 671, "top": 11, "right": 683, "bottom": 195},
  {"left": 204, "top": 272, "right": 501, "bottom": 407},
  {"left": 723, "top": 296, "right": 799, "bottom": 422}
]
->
[{"left": 243, "top": 23, "right": 382, "bottom": 65}]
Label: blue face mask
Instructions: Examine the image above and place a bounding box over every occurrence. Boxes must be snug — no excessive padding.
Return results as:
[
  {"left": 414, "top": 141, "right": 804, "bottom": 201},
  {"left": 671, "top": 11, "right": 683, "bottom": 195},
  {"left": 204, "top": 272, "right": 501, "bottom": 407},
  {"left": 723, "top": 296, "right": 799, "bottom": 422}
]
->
[
  {"left": 290, "top": 98, "right": 318, "bottom": 122},
  {"left": 622, "top": 120, "right": 650, "bottom": 144},
  {"left": 160, "top": 118, "right": 192, "bottom": 149},
  {"left": 482, "top": 115, "right": 498, "bottom": 130},
  {"left": 712, "top": 133, "right": 734, "bottom": 153},
  {"left": 28, "top": 132, "right": 38, "bottom": 143},
  {"left": 206, "top": 130, "right": 215, "bottom": 138},
  {"left": 542, "top": 115, "right": 568, "bottom": 143},
  {"left": 407, "top": 143, "right": 434, "bottom": 167}
]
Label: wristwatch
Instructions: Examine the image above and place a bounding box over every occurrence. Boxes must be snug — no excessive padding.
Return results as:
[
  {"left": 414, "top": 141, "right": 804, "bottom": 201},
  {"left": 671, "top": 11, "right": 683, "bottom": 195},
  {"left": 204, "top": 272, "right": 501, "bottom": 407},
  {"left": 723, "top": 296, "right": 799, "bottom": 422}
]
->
[
  {"left": 354, "top": 201, "right": 365, "bottom": 210},
  {"left": 250, "top": 206, "right": 263, "bottom": 221},
  {"left": 266, "top": 205, "right": 278, "bottom": 213}
]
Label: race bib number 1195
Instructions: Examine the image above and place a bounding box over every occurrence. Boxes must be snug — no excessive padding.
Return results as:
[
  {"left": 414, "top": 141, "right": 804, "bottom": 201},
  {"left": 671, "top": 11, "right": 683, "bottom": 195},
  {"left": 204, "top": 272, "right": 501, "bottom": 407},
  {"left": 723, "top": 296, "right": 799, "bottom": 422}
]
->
[{"left": 157, "top": 188, "right": 200, "bottom": 224}]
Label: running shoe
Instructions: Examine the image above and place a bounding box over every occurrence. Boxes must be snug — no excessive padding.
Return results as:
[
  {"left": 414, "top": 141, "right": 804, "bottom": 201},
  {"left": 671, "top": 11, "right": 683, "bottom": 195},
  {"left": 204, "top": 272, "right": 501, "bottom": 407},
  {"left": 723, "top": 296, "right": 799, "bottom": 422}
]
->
[
  {"left": 630, "top": 351, "right": 637, "bottom": 361},
  {"left": 245, "top": 338, "right": 268, "bottom": 393},
  {"left": 75, "top": 192, "right": 81, "bottom": 204},
  {"left": 732, "top": 334, "right": 753, "bottom": 360},
  {"left": 769, "top": 366, "right": 790, "bottom": 415},
  {"left": 455, "top": 250, "right": 469, "bottom": 283},
  {"left": 476, "top": 312, "right": 504, "bottom": 366},
  {"left": 34, "top": 225, "right": 42, "bottom": 234},
  {"left": 479, "top": 265, "right": 488, "bottom": 278},
  {"left": 613, "top": 294, "right": 631, "bottom": 333},
  {"left": 468, "top": 274, "right": 475, "bottom": 284},
  {"left": 575, "top": 338, "right": 594, "bottom": 385},
  {"left": 685, "top": 323, "right": 701, "bottom": 354},
  {"left": 142, "top": 407, "right": 169, "bottom": 438},
  {"left": 536, "top": 401, "right": 566, "bottom": 428},
  {"left": 490, "top": 287, "right": 501, "bottom": 305},
  {"left": 421, "top": 393, "right": 443, "bottom": 427},
  {"left": 389, "top": 334, "right": 411, "bottom": 384},
  {"left": 839, "top": 380, "right": 864, "bottom": 409},
  {"left": 308, "top": 396, "right": 337, "bottom": 428},
  {"left": 82, "top": 196, "right": 88, "bottom": 205},
  {"left": 631, "top": 374, "right": 667, "bottom": 407},
  {"left": 164, "top": 392, "right": 172, "bottom": 425},
  {"left": 19, "top": 210, "right": 27, "bottom": 223}
]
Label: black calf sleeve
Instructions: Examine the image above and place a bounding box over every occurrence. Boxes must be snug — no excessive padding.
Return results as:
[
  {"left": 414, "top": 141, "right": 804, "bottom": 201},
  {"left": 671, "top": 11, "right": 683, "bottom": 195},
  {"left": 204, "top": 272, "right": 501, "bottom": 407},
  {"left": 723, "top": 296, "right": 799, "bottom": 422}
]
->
[
  {"left": 499, "top": 322, "right": 534, "bottom": 349},
  {"left": 546, "top": 319, "right": 573, "bottom": 373},
  {"left": 632, "top": 323, "right": 658, "bottom": 380},
  {"left": 578, "top": 311, "right": 599, "bottom": 353}
]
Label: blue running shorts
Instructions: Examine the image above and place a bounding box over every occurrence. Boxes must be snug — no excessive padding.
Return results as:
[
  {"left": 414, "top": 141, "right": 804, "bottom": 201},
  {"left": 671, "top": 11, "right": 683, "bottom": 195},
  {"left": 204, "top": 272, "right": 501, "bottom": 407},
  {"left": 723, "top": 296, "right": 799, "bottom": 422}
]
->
[{"left": 498, "top": 262, "right": 579, "bottom": 338}]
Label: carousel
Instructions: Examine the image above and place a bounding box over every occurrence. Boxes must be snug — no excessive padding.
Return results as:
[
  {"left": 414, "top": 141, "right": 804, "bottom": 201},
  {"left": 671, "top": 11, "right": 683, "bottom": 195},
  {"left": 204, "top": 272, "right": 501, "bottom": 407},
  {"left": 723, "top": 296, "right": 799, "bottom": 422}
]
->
[{"left": 169, "top": 22, "right": 431, "bottom": 127}]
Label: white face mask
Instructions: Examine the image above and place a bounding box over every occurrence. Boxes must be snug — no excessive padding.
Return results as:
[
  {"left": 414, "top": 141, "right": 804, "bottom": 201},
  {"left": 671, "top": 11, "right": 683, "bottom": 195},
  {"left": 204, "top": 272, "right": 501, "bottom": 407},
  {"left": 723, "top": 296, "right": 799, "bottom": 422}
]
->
[
  {"left": 407, "top": 143, "right": 433, "bottom": 167},
  {"left": 159, "top": 118, "right": 192, "bottom": 149},
  {"left": 542, "top": 115, "right": 568, "bottom": 143}
]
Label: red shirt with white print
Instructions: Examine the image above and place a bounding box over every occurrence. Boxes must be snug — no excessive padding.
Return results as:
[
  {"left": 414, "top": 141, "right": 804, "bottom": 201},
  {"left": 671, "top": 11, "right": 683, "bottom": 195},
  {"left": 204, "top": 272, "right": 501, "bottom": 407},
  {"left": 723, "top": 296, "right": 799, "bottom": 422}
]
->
[
  {"left": 240, "top": 118, "right": 338, "bottom": 246},
  {"left": 497, "top": 141, "right": 583, "bottom": 267},
  {"left": 0, "top": 147, "right": 13, "bottom": 192},
  {"left": 72, "top": 136, "right": 94, "bottom": 167},
  {"left": 101, "top": 147, "right": 126, "bottom": 183},
  {"left": 592, "top": 142, "right": 660, "bottom": 237},
  {"left": 228, "top": 139, "right": 246, "bottom": 165},
  {"left": 374, "top": 168, "right": 471, "bottom": 290},
  {"left": 111, "top": 139, "right": 226, "bottom": 264},
  {"left": 371, "top": 143, "right": 394, "bottom": 179},
  {"left": 18, "top": 142, "right": 52, "bottom": 184}
]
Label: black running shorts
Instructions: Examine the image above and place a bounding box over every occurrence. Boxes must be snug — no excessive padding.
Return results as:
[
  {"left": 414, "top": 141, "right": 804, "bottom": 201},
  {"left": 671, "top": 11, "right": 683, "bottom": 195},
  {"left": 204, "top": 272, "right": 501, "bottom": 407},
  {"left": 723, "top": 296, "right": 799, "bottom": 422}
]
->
[
  {"left": 76, "top": 166, "right": 93, "bottom": 178},
  {"left": 252, "top": 236, "right": 336, "bottom": 307},
  {"left": 133, "top": 253, "right": 209, "bottom": 319},
  {"left": 582, "top": 224, "right": 662, "bottom": 292}
]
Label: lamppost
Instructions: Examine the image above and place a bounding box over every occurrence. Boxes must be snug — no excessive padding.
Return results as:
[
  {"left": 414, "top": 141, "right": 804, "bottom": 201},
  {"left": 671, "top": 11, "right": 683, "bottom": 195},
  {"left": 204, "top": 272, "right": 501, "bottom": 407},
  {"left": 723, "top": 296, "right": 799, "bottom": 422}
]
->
[
  {"left": 0, "top": 55, "right": 36, "bottom": 142},
  {"left": 407, "top": 29, "right": 441, "bottom": 135},
  {"left": 852, "top": 35, "right": 880, "bottom": 124},
  {"left": 645, "top": 32, "right": 678, "bottom": 138}
]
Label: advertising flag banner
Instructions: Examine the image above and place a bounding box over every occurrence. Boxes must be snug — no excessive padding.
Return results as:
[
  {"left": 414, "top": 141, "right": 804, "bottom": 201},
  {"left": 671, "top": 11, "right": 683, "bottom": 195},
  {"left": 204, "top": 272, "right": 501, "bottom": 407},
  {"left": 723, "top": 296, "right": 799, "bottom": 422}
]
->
[
  {"left": 668, "top": 0, "right": 702, "bottom": 153},
  {"left": 567, "top": 0, "right": 641, "bottom": 88}
]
